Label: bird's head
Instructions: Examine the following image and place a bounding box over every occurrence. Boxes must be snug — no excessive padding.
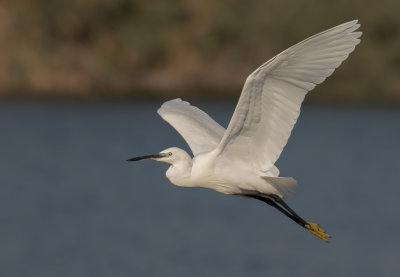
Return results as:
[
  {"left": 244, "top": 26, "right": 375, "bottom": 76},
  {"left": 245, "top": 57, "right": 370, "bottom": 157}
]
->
[{"left": 126, "top": 147, "right": 190, "bottom": 165}]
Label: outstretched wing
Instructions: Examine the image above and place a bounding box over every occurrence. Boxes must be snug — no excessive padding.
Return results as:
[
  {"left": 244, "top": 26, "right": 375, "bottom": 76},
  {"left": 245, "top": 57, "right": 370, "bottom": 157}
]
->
[
  {"left": 216, "top": 21, "right": 361, "bottom": 171},
  {"left": 157, "top": 98, "right": 225, "bottom": 156}
]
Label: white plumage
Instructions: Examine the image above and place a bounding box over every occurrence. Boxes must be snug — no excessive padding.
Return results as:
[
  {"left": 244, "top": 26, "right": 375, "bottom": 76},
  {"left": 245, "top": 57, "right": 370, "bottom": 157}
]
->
[
  {"left": 158, "top": 98, "right": 225, "bottom": 156},
  {"left": 129, "top": 21, "right": 362, "bottom": 242}
]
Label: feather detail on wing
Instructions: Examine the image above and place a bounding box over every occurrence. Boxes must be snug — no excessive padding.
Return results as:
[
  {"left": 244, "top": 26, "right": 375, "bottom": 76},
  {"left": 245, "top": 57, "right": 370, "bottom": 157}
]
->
[
  {"left": 216, "top": 20, "right": 361, "bottom": 171},
  {"left": 157, "top": 98, "right": 226, "bottom": 156}
]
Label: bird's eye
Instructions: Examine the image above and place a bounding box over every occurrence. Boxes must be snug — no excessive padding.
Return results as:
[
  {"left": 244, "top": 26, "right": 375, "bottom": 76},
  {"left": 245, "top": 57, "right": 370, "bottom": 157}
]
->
[{"left": 168, "top": 152, "right": 172, "bottom": 156}]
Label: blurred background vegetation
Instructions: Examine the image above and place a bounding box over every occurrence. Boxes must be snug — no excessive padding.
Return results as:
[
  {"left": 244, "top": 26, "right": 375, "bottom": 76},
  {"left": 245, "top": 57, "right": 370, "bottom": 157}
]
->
[{"left": 0, "top": 0, "right": 399, "bottom": 104}]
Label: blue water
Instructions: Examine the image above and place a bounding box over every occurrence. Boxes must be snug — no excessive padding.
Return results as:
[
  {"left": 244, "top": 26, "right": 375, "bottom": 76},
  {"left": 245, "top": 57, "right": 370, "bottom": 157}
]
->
[{"left": 0, "top": 101, "right": 399, "bottom": 276}]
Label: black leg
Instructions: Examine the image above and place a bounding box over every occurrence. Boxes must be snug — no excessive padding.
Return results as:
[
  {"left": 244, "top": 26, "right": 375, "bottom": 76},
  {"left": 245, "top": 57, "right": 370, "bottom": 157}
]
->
[
  {"left": 245, "top": 193, "right": 331, "bottom": 242},
  {"left": 248, "top": 194, "right": 307, "bottom": 228},
  {"left": 268, "top": 194, "right": 308, "bottom": 227}
]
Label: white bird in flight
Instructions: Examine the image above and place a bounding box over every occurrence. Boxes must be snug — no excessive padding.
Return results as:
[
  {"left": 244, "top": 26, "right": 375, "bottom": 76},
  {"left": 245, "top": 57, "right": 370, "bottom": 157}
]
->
[{"left": 128, "top": 21, "right": 361, "bottom": 242}]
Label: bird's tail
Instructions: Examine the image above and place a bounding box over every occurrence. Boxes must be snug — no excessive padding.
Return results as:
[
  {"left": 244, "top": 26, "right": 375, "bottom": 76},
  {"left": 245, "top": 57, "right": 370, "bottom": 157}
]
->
[{"left": 261, "top": 176, "right": 298, "bottom": 198}]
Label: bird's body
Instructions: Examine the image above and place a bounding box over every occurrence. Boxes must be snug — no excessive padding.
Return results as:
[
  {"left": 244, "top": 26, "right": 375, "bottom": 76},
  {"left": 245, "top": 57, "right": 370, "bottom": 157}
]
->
[
  {"left": 128, "top": 21, "right": 362, "bottom": 242},
  {"left": 168, "top": 147, "right": 281, "bottom": 196}
]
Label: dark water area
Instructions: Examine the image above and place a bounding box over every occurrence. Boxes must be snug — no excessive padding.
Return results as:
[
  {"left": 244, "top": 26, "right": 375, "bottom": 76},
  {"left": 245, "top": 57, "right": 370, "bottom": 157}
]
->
[{"left": 0, "top": 101, "right": 399, "bottom": 276}]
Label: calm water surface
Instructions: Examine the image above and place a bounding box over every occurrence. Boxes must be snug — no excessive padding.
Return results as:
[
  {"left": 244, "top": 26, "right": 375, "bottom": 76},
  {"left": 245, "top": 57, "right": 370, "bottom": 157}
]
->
[{"left": 0, "top": 101, "right": 399, "bottom": 277}]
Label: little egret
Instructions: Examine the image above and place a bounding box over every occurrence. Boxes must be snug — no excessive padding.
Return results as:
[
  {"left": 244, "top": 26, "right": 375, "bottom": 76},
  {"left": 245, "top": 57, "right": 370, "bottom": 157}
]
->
[{"left": 128, "top": 21, "right": 361, "bottom": 242}]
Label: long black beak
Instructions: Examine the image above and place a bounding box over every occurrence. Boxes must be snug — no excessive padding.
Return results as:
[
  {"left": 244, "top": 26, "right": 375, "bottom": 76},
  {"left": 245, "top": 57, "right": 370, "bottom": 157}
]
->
[{"left": 126, "top": 154, "right": 165, "bottom": 162}]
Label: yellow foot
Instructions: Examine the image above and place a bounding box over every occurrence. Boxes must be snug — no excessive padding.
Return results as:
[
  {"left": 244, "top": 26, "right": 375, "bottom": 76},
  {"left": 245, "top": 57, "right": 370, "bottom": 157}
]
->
[{"left": 305, "top": 222, "right": 331, "bottom": 242}]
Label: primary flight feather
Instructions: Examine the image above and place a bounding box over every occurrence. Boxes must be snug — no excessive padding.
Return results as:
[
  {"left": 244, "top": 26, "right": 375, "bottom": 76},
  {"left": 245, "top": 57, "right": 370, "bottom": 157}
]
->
[{"left": 128, "top": 21, "right": 362, "bottom": 242}]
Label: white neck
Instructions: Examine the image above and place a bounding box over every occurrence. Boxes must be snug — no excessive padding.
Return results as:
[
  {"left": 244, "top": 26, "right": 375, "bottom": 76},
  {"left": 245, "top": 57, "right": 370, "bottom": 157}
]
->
[{"left": 166, "top": 157, "right": 193, "bottom": 187}]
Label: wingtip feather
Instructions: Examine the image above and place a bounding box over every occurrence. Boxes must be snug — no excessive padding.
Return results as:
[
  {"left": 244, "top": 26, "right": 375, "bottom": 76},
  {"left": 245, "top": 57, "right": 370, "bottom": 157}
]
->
[{"left": 157, "top": 98, "right": 185, "bottom": 115}]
